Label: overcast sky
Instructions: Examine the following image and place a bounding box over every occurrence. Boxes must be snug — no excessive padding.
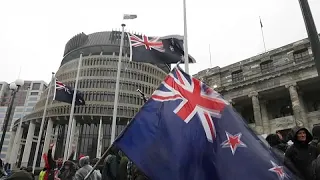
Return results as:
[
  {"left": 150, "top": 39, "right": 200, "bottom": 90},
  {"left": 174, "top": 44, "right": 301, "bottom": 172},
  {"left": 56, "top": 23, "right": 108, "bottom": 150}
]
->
[{"left": 0, "top": 0, "right": 319, "bottom": 84}]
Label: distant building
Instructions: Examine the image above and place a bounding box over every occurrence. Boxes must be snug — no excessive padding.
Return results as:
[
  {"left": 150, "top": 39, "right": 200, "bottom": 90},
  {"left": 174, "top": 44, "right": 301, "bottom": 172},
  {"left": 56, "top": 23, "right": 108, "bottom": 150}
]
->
[
  {"left": 0, "top": 81, "right": 47, "bottom": 160},
  {"left": 8, "top": 31, "right": 169, "bottom": 168},
  {"left": 194, "top": 36, "right": 320, "bottom": 138}
]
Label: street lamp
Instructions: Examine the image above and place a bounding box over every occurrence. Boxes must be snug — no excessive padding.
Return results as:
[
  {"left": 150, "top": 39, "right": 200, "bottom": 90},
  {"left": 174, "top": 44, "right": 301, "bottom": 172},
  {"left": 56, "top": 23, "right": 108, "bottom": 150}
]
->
[{"left": 0, "top": 79, "right": 24, "bottom": 153}]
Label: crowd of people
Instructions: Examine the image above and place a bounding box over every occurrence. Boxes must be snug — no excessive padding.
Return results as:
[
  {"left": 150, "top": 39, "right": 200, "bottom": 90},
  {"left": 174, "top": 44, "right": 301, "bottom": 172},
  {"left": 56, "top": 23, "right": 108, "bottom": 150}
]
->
[
  {"left": 0, "top": 143, "right": 148, "bottom": 180},
  {"left": 0, "top": 125, "right": 320, "bottom": 179},
  {"left": 266, "top": 125, "right": 320, "bottom": 180}
]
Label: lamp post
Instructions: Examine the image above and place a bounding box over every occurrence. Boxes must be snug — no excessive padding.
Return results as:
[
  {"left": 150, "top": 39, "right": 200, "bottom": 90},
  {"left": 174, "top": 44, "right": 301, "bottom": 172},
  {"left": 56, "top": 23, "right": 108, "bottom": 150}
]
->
[{"left": 0, "top": 79, "right": 24, "bottom": 153}]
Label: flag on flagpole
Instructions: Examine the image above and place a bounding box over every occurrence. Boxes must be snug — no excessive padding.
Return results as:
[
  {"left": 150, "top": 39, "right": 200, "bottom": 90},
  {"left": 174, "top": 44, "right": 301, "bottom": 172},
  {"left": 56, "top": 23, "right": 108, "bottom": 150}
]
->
[
  {"left": 53, "top": 79, "right": 85, "bottom": 105},
  {"left": 260, "top": 16, "right": 263, "bottom": 28},
  {"left": 123, "top": 14, "right": 137, "bottom": 20},
  {"left": 114, "top": 66, "right": 297, "bottom": 180},
  {"left": 127, "top": 33, "right": 196, "bottom": 64}
]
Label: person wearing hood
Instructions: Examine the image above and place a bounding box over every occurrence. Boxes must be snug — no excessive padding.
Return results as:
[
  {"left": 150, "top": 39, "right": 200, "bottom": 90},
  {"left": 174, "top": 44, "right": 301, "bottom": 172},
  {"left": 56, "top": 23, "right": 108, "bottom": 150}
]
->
[
  {"left": 266, "top": 133, "right": 288, "bottom": 153},
  {"left": 58, "top": 160, "right": 77, "bottom": 180},
  {"left": 285, "top": 126, "right": 319, "bottom": 180},
  {"left": 74, "top": 155, "right": 101, "bottom": 180}
]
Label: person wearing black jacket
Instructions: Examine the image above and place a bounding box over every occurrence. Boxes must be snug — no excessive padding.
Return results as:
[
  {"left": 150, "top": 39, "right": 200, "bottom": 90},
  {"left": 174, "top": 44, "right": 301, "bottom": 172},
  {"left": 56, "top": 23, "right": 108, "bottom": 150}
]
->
[{"left": 285, "top": 126, "right": 319, "bottom": 180}]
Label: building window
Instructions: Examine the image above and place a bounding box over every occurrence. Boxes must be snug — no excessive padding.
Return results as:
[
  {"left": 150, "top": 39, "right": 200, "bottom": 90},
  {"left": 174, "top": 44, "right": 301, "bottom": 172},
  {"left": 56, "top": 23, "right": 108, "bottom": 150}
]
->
[
  {"left": 32, "top": 83, "right": 41, "bottom": 90},
  {"left": 293, "top": 48, "right": 310, "bottom": 63},
  {"left": 231, "top": 70, "right": 243, "bottom": 83},
  {"left": 260, "top": 60, "right": 273, "bottom": 73},
  {"left": 30, "top": 92, "right": 39, "bottom": 95},
  {"left": 0, "top": 84, "right": 2, "bottom": 91}
]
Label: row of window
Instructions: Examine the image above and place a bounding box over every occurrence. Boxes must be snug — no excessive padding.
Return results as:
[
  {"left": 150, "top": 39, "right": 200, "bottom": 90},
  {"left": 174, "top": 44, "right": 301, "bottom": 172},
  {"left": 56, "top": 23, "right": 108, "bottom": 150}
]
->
[
  {"left": 231, "top": 48, "right": 311, "bottom": 83},
  {"left": 46, "top": 105, "right": 139, "bottom": 117},
  {"left": 60, "top": 56, "right": 166, "bottom": 78},
  {"left": 61, "top": 79, "right": 155, "bottom": 97},
  {"left": 56, "top": 68, "right": 163, "bottom": 86}
]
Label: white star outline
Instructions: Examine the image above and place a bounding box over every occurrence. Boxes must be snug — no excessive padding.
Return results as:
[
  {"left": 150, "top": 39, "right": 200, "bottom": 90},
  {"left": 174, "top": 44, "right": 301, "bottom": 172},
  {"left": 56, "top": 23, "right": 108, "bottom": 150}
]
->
[
  {"left": 221, "top": 131, "right": 247, "bottom": 155},
  {"left": 269, "top": 161, "right": 288, "bottom": 180}
]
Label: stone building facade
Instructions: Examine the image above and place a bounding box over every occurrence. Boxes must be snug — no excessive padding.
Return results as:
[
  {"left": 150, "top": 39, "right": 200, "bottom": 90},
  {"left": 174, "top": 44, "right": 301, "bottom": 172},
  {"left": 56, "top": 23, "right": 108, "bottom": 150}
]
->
[
  {"left": 8, "top": 31, "right": 169, "bottom": 168},
  {"left": 194, "top": 37, "right": 320, "bottom": 137}
]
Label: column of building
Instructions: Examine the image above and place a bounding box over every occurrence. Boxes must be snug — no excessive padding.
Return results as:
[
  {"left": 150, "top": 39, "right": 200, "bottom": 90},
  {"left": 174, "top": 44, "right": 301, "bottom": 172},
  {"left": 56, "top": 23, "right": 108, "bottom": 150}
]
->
[
  {"left": 260, "top": 100, "right": 270, "bottom": 134},
  {"left": 40, "top": 118, "right": 54, "bottom": 167},
  {"left": 5, "top": 130, "right": 16, "bottom": 162},
  {"left": 9, "top": 127, "right": 23, "bottom": 167},
  {"left": 52, "top": 125, "right": 60, "bottom": 157},
  {"left": 285, "top": 83, "right": 309, "bottom": 128},
  {"left": 21, "top": 120, "right": 36, "bottom": 167},
  {"left": 248, "top": 91, "right": 263, "bottom": 134}
]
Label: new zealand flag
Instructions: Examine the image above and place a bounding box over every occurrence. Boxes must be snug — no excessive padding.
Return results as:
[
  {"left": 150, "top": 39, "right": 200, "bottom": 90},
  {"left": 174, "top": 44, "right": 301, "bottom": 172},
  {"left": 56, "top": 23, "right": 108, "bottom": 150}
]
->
[
  {"left": 114, "top": 66, "right": 298, "bottom": 180},
  {"left": 53, "top": 79, "right": 85, "bottom": 105},
  {"left": 127, "top": 33, "right": 196, "bottom": 64}
]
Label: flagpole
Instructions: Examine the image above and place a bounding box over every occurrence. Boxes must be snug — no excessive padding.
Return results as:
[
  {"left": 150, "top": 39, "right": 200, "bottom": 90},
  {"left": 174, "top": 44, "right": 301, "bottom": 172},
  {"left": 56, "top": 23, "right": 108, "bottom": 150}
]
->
[
  {"left": 110, "top": 23, "right": 126, "bottom": 145},
  {"left": 298, "top": 0, "right": 320, "bottom": 74},
  {"left": 64, "top": 53, "right": 83, "bottom": 161},
  {"left": 183, "top": 0, "right": 189, "bottom": 74},
  {"left": 32, "top": 72, "right": 55, "bottom": 173},
  {"left": 259, "top": 17, "right": 267, "bottom": 52}
]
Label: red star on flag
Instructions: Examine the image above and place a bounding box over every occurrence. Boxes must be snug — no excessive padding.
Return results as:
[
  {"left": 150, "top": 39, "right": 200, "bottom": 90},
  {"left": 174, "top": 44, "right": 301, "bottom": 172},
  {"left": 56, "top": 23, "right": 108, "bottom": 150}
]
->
[
  {"left": 221, "top": 132, "right": 247, "bottom": 155},
  {"left": 269, "top": 161, "right": 288, "bottom": 179}
]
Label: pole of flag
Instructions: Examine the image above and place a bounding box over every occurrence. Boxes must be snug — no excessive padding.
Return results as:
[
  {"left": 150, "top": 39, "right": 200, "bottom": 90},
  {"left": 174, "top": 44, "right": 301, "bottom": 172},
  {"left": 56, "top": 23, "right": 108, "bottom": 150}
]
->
[
  {"left": 110, "top": 23, "right": 126, "bottom": 145},
  {"left": 259, "top": 16, "right": 267, "bottom": 53},
  {"left": 183, "top": 0, "right": 189, "bottom": 74},
  {"left": 298, "top": 0, "right": 320, "bottom": 75},
  {"left": 64, "top": 53, "right": 83, "bottom": 161},
  {"left": 32, "top": 72, "right": 55, "bottom": 173}
]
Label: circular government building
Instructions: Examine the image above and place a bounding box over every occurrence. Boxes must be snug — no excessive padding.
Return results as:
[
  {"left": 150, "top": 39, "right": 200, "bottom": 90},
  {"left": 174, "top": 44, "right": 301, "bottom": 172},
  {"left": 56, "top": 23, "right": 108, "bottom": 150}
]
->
[{"left": 9, "top": 31, "right": 169, "bottom": 168}]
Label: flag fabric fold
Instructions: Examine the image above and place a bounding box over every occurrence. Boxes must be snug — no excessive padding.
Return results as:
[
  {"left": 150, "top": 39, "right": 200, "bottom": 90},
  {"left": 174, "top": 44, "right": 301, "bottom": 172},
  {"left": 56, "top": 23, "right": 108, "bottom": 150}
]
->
[
  {"left": 127, "top": 33, "right": 196, "bottom": 64},
  {"left": 114, "top": 66, "right": 296, "bottom": 180},
  {"left": 53, "top": 79, "right": 85, "bottom": 105}
]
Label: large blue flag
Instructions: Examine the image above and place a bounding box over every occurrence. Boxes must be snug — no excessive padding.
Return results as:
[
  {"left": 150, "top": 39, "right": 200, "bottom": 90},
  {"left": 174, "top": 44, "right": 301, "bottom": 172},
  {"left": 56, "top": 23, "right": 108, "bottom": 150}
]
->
[{"left": 114, "top": 66, "right": 295, "bottom": 180}]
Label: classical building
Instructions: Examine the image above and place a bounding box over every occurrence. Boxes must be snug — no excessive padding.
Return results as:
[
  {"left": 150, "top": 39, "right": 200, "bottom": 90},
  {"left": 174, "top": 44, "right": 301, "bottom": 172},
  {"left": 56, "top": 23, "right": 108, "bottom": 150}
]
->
[
  {"left": 194, "top": 37, "right": 320, "bottom": 137},
  {"left": 8, "top": 31, "right": 169, "bottom": 168},
  {"left": 0, "top": 81, "right": 47, "bottom": 159}
]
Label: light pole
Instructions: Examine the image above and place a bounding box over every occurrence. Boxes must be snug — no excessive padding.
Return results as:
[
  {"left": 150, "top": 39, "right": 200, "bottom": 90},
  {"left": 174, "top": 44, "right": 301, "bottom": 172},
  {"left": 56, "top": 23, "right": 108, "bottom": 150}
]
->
[
  {"left": 298, "top": 0, "right": 320, "bottom": 74},
  {"left": 0, "top": 79, "right": 24, "bottom": 153}
]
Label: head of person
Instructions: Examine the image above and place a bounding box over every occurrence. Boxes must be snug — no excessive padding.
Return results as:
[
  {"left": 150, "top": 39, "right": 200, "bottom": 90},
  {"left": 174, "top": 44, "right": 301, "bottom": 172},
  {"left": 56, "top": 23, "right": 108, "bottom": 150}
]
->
[
  {"left": 79, "top": 155, "right": 90, "bottom": 168},
  {"left": 266, "top": 134, "right": 281, "bottom": 147},
  {"left": 312, "top": 125, "right": 320, "bottom": 140},
  {"left": 292, "top": 126, "right": 313, "bottom": 144}
]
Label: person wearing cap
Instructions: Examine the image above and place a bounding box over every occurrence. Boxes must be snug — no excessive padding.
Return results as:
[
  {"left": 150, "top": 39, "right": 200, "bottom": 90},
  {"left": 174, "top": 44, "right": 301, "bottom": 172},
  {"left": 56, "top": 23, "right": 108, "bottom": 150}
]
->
[{"left": 74, "top": 155, "right": 101, "bottom": 180}]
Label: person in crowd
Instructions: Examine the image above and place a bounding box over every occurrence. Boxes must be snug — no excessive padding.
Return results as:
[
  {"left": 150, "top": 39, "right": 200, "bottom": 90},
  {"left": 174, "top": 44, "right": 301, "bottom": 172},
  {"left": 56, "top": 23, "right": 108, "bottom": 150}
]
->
[
  {"left": 285, "top": 126, "right": 319, "bottom": 180},
  {"left": 0, "top": 159, "right": 7, "bottom": 179},
  {"left": 117, "top": 151, "right": 129, "bottom": 180},
  {"left": 311, "top": 125, "right": 320, "bottom": 153},
  {"left": 39, "top": 168, "right": 47, "bottom": 180},
  {"left": 102, "top": 148, "right": 120, "bottom": 180},
  {"left": 25, "top": 166, "right": 35, "bottom": 179},
  {"left": 43, "top": 143, "right": 59, "bottom": 180},
  {"left": 74, "top": 155, "right": 101, "bottom": 180},
  {"left": 266, "top": 133, "right": 288, "bottom": 153},
  {"left": 90, "top": 158, "right": 103, "bottom": 174},
  {"left": 5, "top": 169, "right": 33, "bottom": 180},
  {"left": 58, "top": 160, "right": 77, "bottom": 180}
]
